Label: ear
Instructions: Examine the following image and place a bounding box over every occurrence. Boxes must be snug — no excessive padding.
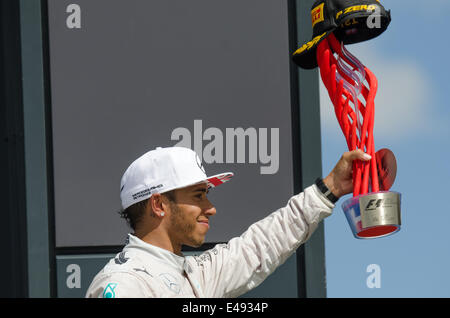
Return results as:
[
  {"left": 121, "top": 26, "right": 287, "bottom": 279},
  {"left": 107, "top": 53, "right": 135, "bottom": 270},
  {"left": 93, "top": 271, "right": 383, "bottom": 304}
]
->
[{"left": 149, "top": 193, "right": 168, "bottom": 218}]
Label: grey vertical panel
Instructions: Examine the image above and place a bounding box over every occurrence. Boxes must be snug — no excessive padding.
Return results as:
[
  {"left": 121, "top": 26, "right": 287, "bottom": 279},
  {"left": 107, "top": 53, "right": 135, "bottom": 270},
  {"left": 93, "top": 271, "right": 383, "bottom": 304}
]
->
[
  {"left": 295, "top": 0, "right": 327, "bottom": 298},
  {"left": 20, "top": 0, "right": 52, "bottom": 297},
  {"left": 47, "top": 0, "right": 294, "bottom": 247}
]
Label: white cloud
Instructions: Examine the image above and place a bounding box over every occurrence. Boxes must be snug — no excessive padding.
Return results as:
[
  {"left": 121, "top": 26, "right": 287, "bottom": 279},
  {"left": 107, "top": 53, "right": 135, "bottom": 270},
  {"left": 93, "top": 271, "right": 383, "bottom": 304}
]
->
[{"left": 319, "top": 43, "right": 443, "bottom": 143}]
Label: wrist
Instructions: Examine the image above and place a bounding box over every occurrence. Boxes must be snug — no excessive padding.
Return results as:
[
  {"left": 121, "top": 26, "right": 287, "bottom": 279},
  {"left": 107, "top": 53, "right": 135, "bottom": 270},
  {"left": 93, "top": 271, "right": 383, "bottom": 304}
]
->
[
  {"left": 323, "top": 174, "right": 342, "bottom": 198},
  {"left": 315, "top": 177, "right": 339, "bottom": 204}
]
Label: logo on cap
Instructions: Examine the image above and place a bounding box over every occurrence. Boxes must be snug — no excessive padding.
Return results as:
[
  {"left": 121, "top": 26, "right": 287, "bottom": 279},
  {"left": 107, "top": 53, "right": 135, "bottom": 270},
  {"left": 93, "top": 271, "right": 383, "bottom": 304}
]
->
[
  {"left": 311, "top": 3, "right": 325, "bottom": 27},
  {"left": 195, "top": 154, "right": 205, "bottom": 174},
  {"left": 336, "top": 4, "right": 379, "bottom": 20},
  {"left": 294, "top": 31, "right": 327, "bottom": 55}
]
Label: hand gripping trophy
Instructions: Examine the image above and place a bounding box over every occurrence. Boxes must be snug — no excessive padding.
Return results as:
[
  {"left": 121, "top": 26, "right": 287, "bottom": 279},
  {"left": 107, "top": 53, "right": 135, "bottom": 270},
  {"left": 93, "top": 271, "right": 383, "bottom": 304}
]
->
[{"left": 292, "top": 0, "right": 401, "bottom": 239}]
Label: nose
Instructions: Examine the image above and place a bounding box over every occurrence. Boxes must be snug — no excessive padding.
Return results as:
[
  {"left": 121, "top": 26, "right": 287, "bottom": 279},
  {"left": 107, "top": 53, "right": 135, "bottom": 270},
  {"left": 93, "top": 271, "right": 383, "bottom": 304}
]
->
[{"left": 204, "top": 198, "right": 217, "bottom": 216}]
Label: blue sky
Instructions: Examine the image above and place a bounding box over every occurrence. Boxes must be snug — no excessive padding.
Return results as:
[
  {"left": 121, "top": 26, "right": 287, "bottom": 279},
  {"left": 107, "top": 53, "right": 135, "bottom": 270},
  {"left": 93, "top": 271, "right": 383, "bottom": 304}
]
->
[{"left": 321, "top": 0, "right": 450, "bottom": 297}]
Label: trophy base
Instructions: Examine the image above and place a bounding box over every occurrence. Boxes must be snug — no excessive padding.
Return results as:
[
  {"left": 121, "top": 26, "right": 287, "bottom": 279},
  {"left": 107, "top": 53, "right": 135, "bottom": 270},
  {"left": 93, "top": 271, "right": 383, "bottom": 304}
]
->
[{"left": 342, "top": 191, "right": 402, "bottom": 239}]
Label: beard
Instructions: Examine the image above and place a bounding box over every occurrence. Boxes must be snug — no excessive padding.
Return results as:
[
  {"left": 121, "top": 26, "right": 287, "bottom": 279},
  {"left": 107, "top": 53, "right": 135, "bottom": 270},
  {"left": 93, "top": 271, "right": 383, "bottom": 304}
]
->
[{"left": 169, "top": 202, "right": 205, "bottom": 247}]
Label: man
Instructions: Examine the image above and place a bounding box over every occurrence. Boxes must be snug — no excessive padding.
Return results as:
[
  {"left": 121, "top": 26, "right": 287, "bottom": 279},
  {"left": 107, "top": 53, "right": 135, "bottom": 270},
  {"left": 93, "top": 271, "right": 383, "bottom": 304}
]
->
[{"left": 86, "top": 146, "right": 371, "bottom": 298}]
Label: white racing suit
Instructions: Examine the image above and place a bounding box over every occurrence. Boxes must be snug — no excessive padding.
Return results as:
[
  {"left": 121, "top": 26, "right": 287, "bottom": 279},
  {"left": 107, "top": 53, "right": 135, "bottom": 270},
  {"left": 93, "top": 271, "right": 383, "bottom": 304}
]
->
[{"left": 85, "top": 184, "right": 334, "bottom": 298}]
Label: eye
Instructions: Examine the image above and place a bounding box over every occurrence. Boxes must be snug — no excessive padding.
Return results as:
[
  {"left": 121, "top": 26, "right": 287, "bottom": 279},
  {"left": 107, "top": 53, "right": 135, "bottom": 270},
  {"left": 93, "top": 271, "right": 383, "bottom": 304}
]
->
[
  {"left": 195, "top": 192, "right": 205, "bottom": 199},
  {"left": 195, "top": 191, "right": 209, "bottom": 200}
]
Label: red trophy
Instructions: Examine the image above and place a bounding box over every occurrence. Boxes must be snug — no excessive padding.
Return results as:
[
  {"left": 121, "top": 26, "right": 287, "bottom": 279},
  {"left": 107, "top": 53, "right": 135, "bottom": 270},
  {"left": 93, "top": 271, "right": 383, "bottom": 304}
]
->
[{"left": 293, "top": 0, "right": 401, "bottom": 239}]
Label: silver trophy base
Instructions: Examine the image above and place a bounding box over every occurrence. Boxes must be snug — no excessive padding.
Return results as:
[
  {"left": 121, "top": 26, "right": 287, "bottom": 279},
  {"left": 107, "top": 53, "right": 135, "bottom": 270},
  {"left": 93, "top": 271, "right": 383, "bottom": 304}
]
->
[{"left": 342, "top": 191, "right": 402, "bottom": 239}]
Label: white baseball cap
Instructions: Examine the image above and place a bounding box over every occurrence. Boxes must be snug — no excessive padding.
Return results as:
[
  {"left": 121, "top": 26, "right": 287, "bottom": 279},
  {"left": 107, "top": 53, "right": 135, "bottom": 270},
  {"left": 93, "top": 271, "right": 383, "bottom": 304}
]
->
[{"left": 120, "top": 146, "right": 233, "bottom": 209}]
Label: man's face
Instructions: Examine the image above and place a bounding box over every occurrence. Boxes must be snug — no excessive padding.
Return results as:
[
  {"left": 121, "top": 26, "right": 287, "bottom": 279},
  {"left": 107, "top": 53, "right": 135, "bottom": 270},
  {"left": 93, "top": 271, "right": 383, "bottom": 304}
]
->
[{"left": 166, "top": 183, "right": 216, "bottom": 248}]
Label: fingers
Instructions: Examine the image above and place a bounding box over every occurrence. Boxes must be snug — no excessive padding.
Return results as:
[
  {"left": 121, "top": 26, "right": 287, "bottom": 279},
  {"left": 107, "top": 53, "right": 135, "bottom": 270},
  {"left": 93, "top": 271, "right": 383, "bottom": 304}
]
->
[{"left": 344, "top": 149, "right": 371, "bottom": 162}]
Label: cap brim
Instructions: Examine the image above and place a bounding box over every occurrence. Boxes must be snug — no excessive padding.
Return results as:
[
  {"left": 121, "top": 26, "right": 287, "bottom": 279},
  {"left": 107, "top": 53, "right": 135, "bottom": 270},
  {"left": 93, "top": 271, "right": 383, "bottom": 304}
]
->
[
  {"left": 158, "top": 172, "right": 234, "bottom": 195},
  {"left": 206, "top": 172, "right": 234, "bottom": 189},
  {"left": 292, "top": 30, "right": 334, "bottom": 70}
]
